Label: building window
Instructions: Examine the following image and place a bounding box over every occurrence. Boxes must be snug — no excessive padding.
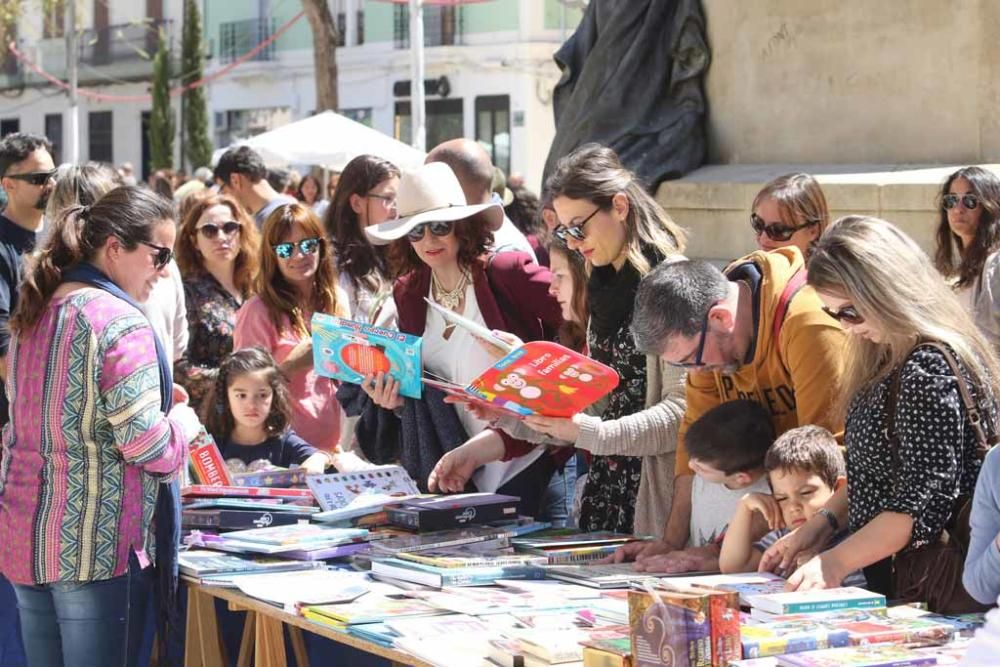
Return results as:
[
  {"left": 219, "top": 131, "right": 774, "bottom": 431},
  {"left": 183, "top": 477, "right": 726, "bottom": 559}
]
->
[
  {"left": 214, "top": 107, "right": 291, "bottom": 149},
  {"left": 0, "top": 119, "right": 20, "bottom": 138},
  {"left": 340, "top": 108, "right": 373, "bottom": 128},
  {"left": 393, "top": 5, "right": 462, "bottom": 49},
  {"left": 336, "top": 13, "right": 346, "bottom": 47},
  {"left": 219, "top": 18, "right": 275, "bottom": 63},
  {"left": 43, "top": 0, "right": 66, "bottom": 39},
  {"left": 394, "top": 99, "right": 463, "bottom": 151},
  {"left": 45, "top": 114, "right": 63, "bottom": 164},
  {"left": 88, "top": 111, "right": 113, "bottom": 163},
  {"left": 357, "top": 9, "right": 365, "bottom": 45},
  {"left": 475, "top": 96, "right": 511, "bottom": 176}
]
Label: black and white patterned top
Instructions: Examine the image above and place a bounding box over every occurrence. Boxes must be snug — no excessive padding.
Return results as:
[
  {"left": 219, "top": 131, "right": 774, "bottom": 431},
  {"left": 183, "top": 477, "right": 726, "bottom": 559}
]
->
[{"left": 845, "top": 344, "right": 996, "bottom": 550}]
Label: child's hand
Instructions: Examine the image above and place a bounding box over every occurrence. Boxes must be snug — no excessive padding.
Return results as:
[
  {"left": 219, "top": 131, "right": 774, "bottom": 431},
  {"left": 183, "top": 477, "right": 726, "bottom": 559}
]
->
[
  {"left": 741, "top": 492, "right": 785, "bottom": 531},
  {"left": 300, "top": 452, "right": 331, "bottom": 475}
]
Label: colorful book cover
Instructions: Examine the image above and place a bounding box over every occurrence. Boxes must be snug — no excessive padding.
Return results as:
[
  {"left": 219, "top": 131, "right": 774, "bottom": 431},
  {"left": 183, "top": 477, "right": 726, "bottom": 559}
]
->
[
  {"left": 834, "top": 616, "right": 955, "bottom": 646},
  {"left": 231, "top": 468, "right": 308, "bottom": 488},
  {"left": 629, "top": 590, "right": 712, "bottom": 667},
  {"left": 188, "top": 429, "right": 233, "bottom": 486},
  {"left": 397, "top": 546, "right": 546, "bottom": 569},
  {"left": 369, "top": 526, "right": 510, "bottom": 555},
  {"left": 775, "top": 644, "right": 939, "bottom": 666},
  {"left": 703, "top": 588, "right": 742, "bottom": 666},
  {"left": 312, "top": 313, "right": 423, "bottom": 399},
  {"left": 746, "top": 587, "right": 886, "bottom": 616},
  {"left": 305, "top": 465, "right": 421, "bottom": 512},
  {"left": 180, "top": 484, "right": 314, "bottom": 499},
  {"left": 220, "top": 523, "right": 367, "bottom": 546},
  {"left": 660, "top": 572, "right": 788, "bottom": 607},
  {"left": 178, "top": 550, "right": 320, "bottom": 577},
  {"left": 740, "top": 618, "right": 851, "bottom": 658}
]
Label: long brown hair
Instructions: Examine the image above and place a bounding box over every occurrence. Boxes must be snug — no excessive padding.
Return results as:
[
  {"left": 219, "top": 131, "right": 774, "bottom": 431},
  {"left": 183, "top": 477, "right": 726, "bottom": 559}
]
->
[
  {"left": 258, "top": 203, "right": 341, "bottom": 336},
  {"left": 933, "top": 166, "right": 1000, "bottom": 289},
  {"left": 548, "top": 237, "right": 589, "bottom": 352},
  {"left": 175, "top": 193, "right": 259, "bottom": 299},
  {"left": 12, "top": 186, "right": 174, "bottom": 332},
  {"left": 201, "top": 347, "right": 293, "bottom": 444},
  {"left": 387, "top": 215, "right": 493, "bottom": 276}
]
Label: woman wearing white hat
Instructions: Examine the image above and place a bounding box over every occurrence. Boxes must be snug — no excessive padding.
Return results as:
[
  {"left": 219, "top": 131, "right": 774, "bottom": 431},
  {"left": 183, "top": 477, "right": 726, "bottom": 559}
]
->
[{"left": 363, "top": 162, "right": 564, "bottom": 514}]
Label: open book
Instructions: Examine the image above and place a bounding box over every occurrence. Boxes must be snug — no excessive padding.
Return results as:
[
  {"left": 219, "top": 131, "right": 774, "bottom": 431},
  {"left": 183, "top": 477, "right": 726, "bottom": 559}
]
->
[{"left": 312, "top": 312, "right": 619, "bottom": 417}]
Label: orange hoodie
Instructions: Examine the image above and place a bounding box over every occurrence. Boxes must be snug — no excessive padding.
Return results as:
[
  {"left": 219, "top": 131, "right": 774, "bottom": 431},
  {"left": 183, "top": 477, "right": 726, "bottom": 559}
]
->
[{"left": 675, "top": 247, "right": 847, "bottom": 475}]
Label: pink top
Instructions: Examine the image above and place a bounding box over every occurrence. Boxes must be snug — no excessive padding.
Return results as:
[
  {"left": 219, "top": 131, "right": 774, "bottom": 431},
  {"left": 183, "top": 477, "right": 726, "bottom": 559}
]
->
[{"left": 233, "top": 295, "right": 347, "bottom": 451}]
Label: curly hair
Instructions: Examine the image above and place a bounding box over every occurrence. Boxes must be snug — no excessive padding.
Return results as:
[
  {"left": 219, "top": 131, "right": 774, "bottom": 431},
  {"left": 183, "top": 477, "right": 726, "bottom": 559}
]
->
[
  {"left": 386, "top": 215, "right": 494, "bottom": 276},
  {"left": 175, "top": 193, "right": 259, "bottom": 300},
  {"left": 201, "top": 347, "right": 293, "bottom": 444}
]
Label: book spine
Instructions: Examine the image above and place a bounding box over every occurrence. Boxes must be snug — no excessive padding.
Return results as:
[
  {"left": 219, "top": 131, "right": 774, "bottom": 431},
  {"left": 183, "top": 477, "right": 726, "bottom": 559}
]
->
[
  {"left": 706, "top": 591, "right": 741, "bottom": 667},
  {"left": 440, "top": 566, "right": 546, "bottom": 587},
  {"left": 182, "top": 485, "right": 314, "bottom": 498},
  {"left": 780, "top": 598, "right": 885, "bottom": 615}
]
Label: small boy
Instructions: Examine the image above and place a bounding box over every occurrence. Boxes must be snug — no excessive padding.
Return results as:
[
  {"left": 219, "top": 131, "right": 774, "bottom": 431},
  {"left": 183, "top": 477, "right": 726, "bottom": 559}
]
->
[
  {"left": 719, "top": 425, "right": 865, "bottom": 586},
  {"left": 637, "top": 400, "right": 775, "bottom": 573}
]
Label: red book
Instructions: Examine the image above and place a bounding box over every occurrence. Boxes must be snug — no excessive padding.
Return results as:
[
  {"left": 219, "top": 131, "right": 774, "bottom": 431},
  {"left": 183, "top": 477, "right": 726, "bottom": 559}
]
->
[
  {"left": 181, "top": 485, "right": 315, "bottom": 499},
  {"left": 188, "top": 430, "right": 233, "bottom": 486}
]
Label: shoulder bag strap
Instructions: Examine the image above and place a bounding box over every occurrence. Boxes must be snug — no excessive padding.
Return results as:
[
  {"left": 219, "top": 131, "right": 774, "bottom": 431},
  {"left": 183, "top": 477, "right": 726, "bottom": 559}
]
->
[{"left": 921, "top": 341, "right": 997, "bottom": 460}]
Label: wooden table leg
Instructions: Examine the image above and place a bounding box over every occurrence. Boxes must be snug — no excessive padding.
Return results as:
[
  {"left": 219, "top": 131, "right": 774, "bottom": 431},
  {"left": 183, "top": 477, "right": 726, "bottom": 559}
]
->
[
  {"left": 288, "top": 626, "right": 309, "bottom": 667},
  {"left": 237, "top": 611, "right": 257, "bottom": 667},
  {"left": 254, "top": 612, "right": 287, "bottom": 666},
  {"left": 184, "top": 587, "right": 226, "bottom": 667}
]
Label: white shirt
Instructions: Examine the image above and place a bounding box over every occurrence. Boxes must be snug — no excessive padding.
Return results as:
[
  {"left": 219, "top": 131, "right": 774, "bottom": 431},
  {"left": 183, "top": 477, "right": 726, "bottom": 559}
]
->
[
  {"left": 422, "top": 283, "right": 543, "bottom": 491},
  {"left": 141, "top": 260, "right": 188, "bottom": 362},
  {"left": 688, "top": 474, "right": 772, "bottom": 548}
]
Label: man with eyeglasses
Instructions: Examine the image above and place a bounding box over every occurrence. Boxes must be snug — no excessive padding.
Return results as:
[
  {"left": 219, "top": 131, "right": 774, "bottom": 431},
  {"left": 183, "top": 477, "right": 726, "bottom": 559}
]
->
[
  {"left": 615, "top": 247, "right": 847, "bottom": 573},
  {"left": 213, "top": 146, "right": 295, "bottom": 228}
]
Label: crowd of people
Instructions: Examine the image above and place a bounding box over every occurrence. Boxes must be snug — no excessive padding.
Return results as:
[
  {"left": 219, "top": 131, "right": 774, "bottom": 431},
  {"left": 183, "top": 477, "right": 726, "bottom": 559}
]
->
[{"left": 3, "top": 128, "right": 1000, "bottom": 663}]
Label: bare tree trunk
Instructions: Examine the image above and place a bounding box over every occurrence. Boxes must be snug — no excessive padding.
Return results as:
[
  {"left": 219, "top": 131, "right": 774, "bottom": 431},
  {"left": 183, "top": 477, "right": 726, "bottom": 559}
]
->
[{"left": 302, "top": 0, "right": 339, "bottom": 111}]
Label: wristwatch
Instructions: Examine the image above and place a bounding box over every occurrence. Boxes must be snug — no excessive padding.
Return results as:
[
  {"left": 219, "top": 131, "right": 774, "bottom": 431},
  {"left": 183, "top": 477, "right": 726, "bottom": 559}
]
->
[{"left": 817, "top": 507, "right": 840, "bottom": 532}]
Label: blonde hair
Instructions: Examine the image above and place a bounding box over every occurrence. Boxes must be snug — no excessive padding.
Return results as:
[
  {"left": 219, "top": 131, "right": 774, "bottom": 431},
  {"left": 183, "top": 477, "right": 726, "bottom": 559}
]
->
[{"left": 807, "top": 215, "right": 1000, "bottom": 417}]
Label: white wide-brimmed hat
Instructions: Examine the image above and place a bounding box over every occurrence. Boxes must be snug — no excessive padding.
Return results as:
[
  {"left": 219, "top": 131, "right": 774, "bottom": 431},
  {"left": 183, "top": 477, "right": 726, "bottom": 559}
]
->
[{"left": 364, "top": 162, "right": 503, "bottom": 245}]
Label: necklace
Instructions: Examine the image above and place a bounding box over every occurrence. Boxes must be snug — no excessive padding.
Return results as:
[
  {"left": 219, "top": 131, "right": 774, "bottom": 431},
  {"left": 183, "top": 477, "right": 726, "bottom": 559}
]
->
[{"left": 431, "top": 270, "right": 469, "bottom": 311}]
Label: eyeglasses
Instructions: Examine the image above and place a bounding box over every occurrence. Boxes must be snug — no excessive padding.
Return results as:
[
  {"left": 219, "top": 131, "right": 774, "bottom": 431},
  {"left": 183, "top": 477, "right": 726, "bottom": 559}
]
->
[
  {"left": 750, "top": 213, "right": 820, "bottom": 242},
  {"left": 943, "top": 194, "right": 979, "bottom": 211},
  {"left": 197, "top": 221, "right": 242, "bottom": 239},
  {"left": 5, "top": 169, "right": 57, "bottom": 186},
  {"left": 822, "top": 304, "right": 865, "bottom": 325},
  {"left": 667, "top": 308, "right": 712, "bottom": 369},
  {"left": 367, "top": 193, "right": 397, "bottom": 209},
  {"left": 141, "top": 241, "right": 173, "bottom": 270},
  {"left": 406, "top": 220, "right": 455, "bottom": 242},
  {"left": 272, "top": 237, "right": 321, "bottom": 259},
  {"left": 553, "top": 207, "right": 602, "bottom": 242}
]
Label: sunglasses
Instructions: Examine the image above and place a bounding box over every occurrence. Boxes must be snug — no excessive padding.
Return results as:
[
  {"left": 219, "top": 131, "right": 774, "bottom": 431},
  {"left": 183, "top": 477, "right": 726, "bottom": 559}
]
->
[
  {"left": 272, "top": 237, "right": 321, "bottom": 259},
  {"left": 141, "top": 241, "right": 173, "bottom": 270},
  {"left": 5, "top": 169, "right": 57, "bottom": 186},
  {"left": 822, "top": 304, "right": 865, "bottom": 325},
  {"left": 553, "top": 207, "right": 601, "bottom": 242},
  {"left": 750, "top": 213, "right": 820, "bottom": 242},
  {"left": 197, "top": 221, "right": 242, "bottom": 239},
  {"left": 406, "top": 220, "right": 455, "bottom": 242},
  {"left": 943, "top": 194, "right": 979, "bottom": 211},
  {"left": 667, "top": 308, "right": 712, "bottom": 369}
]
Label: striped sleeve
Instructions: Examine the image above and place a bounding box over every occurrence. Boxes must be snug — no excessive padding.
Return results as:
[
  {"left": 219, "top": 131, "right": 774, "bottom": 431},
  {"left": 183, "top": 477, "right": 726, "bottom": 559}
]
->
[{"left": 99, "top": 314, "right": 185, "bottom": 475}]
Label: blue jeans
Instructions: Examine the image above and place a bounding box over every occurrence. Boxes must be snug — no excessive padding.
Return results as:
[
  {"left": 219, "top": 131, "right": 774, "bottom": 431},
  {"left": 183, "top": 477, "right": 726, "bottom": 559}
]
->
[
  {"left": 13, "top": 553, "right": 152, "bottom": 667},
  {"left": 538, "top": 454, "right": 578, "bottom": 528}
]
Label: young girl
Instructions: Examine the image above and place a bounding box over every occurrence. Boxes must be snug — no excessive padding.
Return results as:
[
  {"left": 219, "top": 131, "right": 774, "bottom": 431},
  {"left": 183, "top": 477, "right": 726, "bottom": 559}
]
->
[{"left": 204, "top": 347, "right": 332, "bottom": 475}]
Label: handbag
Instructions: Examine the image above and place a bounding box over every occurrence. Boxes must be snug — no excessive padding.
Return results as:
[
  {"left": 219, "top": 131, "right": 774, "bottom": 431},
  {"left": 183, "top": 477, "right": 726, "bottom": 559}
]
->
[{"left": 885, "top": 341, "right": 996, "bottom": 614}]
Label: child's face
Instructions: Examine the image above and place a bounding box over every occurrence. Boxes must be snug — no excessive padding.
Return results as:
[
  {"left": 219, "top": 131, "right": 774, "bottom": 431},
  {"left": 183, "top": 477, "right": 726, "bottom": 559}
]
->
[
  {"left": 689, "top": 457, "right": 755, "bottom": 490},
  {"left": 768, "top": 467, "right": 836, "bottom": 529},
  {"left": 228, "top": 370, "right": 274, "bottom": 432}
]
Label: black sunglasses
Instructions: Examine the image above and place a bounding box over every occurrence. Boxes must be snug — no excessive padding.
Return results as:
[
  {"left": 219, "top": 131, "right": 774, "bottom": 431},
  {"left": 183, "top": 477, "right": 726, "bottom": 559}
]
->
[
  {"left": 406, "top": 220, "right": 455, "bottom": 242},
  {"left": 667, "top": 308, "right": 712, "bottom": 369},
  {"left": 141, "top": 241, "right": 173, "bottom": 270},
  {"left": 553, "top": 207, "right": 601, "bottom": 242},
  {"left": 943, "top": 194, "right": 979, "bottom": 211},
  {"left": 5, "top": 169, "right": 57, "bottom": 186},
  {"left": 822, "top": 304, "right": 865, "bottom": 325},
  {"left": 272, "top": 237, "right": 320, "bottom": 259},
  {"left": 197, "top": 221, "right": 242, "bottom": 239},
  {"left": 750, "top": 213, "right": 820, "bottom": 242}
]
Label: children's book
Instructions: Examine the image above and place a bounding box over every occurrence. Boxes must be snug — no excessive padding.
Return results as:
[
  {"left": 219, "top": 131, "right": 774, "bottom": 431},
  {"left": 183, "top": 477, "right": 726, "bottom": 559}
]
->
[
  {"left": 230, "top": 569, "right": 370, "bottom": 607},
  {"left": 740, "top": 618, "right": 852, "bottom": 659},
  {"left": 628, "top": 589, "right": 712, "bottom": 667},
  {"left": 544, "top": 563, "right": 667, "bottom": 590},
  {"left": 396, "top": 546, "right": 546, "bottom": 570},
  {"left": 304, "top": 595, "right": 446, "bottom": 625},
  {"left": 312, "top": 313, "right": 424, "bottom": 398},
  {"left": 231, "top": 468, "right": 309, "bottom": 489},
  {"left": 386, "top": 493, "right": 521, "bottom": 531},
  {"left": 219, "top": 524, "right": 368, "bottom": 546},
  {"left": 188, "top": 429, "right": 233, "bottom": 486},
  {"left": 775, "top": 644, "right": 939, "bottom": 666},
  {"left": 424, "top": 339, "right": 620, "bottom": 418},
  {"left": 370, "top": 526, "right": 511, "bottom": 556},
  {"left": 181, "top": 484, "right": 315, "bottom": 500},
  {"left": 745, "top": 587, "right": 886, "bottom": 616},
  {"left": 305, "top": 465, "right": 422, "bottom": 512},
  {"left": 370, "top": 557, "right": 546, "bottom": 588},
  {"left": 177, "top": 550, "right": 323, "bottom": 579},
  {"left": 658, "top": 572, "right": 788, "bottom": 607}
]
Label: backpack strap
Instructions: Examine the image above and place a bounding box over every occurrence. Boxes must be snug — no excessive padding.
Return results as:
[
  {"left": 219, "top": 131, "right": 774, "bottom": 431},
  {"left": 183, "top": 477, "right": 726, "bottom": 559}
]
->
[{"left": 772, "top": 268, "right": 808, "bottom": 344}]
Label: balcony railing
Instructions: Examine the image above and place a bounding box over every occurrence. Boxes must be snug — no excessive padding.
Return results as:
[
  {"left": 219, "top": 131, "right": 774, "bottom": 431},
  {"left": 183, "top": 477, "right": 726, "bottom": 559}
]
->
[
  {"left": 218, "top": 17, "right": 275, "bottom": 64},
  {"left": 393, "top": 5, "right": 464, "bottom": 49},
  {"left": 79, "top": 19, "right": 171, "bottom": 67}
]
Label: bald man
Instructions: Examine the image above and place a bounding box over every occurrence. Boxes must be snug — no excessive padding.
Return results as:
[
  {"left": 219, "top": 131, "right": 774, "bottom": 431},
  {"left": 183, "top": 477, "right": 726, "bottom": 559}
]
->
[{"left": 426, "top": 139, "right": 536, "bottom": 261}]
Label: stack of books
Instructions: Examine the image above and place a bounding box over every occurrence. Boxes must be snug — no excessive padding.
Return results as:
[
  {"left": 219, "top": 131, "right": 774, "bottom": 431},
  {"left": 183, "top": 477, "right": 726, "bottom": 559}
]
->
[
  {"left": 370, "top": 552, "right": 547, "bottom": 588},
  {"left": 191, "top": 523, "right": 371, "bottom": 560},
  {"left": 743, "top": 587, "right": 887, "bottom": 622},
  {"left": 178, "top": 549, "right": 324, "bottom": 586},
  {"left": 511, "top": 532, "right": 653, "bottom": 565}
]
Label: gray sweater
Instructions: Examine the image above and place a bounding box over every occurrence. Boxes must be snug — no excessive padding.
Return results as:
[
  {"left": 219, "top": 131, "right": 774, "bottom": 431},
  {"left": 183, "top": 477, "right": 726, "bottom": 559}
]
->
[
  {"left": 498, "top": 357, "right": 686, "bottom": 538},
  {"left": 964, "top": 444, "right": 1000, "bottom": 604}
]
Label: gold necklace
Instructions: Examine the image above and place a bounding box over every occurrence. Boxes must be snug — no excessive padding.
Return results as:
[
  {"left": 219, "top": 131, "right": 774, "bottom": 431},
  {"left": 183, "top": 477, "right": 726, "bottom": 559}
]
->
[{"left": 431, "top": 270, "right": 469, "bottom": 311}]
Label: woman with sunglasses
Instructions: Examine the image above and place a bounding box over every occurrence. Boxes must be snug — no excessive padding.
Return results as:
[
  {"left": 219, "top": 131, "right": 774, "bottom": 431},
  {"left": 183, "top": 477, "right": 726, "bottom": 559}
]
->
[
  {"left": 325, "top": 154, "right": 401, "bottom": 327},
  {"left": 0, "top": 186, "right": 200, "bottom": 666},
  {"left": 430, "top": 144, "right": 688, "bottom": 536},
  {"left": 363, "top": 162, "right": 563, "bottom": 516},
  {"left": 174, "top": 194, "right": 260, "bottom": 413},
  {"left": 750, "top": 173, "right": 830, "bottom": 259},
  {"left": 234, "top": 202, "right": 349, "bottom": 454},
  {"left": 759, "top": 216, "right": 999, "bottom": 613},
  {"left": 933, "top": 167, "right": 1000, "bottom": 349}
]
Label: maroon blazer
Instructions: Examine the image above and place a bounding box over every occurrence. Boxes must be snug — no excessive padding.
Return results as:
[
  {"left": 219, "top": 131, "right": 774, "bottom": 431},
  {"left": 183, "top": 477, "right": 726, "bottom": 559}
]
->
[{"left": 394, "top": 251, "right": 564, "bottom": 462}]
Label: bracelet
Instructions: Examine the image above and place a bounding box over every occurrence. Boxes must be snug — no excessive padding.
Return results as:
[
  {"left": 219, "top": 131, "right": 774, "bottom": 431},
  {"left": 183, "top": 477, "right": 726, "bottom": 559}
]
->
[{"left": 817, "top": 507, "right": 840, "bottom": 533}]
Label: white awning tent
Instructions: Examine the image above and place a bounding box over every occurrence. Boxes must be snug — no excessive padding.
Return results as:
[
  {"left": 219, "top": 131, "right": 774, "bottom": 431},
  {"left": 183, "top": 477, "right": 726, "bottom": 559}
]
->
[{"left": 212, "top": 110, "right": 426, "bottom": 171}]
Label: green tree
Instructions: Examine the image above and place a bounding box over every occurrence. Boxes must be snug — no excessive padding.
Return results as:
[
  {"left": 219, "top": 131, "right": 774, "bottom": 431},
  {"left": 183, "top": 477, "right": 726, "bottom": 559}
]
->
[
  {"left": 181, "top": 0, "right": 211, "bottom": 170},
  {"left": 148, "top": 28, "right": 174, "bottom": 170}
]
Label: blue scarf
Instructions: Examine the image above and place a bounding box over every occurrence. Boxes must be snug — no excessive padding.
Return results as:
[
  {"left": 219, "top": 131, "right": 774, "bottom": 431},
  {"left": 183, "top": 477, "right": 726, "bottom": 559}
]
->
[{"left": 62, "top": 263, "right": 182, "bottom": 664}]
